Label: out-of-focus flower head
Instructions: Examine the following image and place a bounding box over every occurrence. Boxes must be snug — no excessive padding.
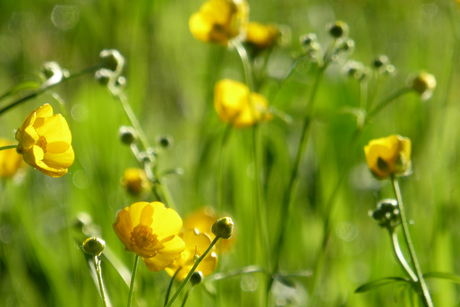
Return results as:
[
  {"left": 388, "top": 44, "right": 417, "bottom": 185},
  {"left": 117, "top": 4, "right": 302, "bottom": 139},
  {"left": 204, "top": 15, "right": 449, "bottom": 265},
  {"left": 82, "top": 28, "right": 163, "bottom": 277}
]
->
[
  {"left": 15, "top": 104, "right": 74, "bottom": 178},
  {"left": 408, "top": 72, "right": 436, "bottom": 100},
  {"left": 364, "top": 135, "right": 411, "bottom": 180},
  {"left": 0, "top": 138, "right": 24, "bottom": 178},
  {"left": 121, "top": 168, "right": 152, "bottom": 195},
  {"left": 214, "top": 79, "right": 271, "bottom": 128},
  {"left": 184, "top": 207, "right": 236, "bottom": 252},
  {"left": 244, "top": 22, "right": 279, "bottom": 49},
  {"left": 113, "top": 202, "right": 185, "bottom": 272},
  {"left": 189, "top": 0, "right": 249, "bottom": 46},
  {"left": 164, "top": 229, "right": 218, "bottom": 281}
]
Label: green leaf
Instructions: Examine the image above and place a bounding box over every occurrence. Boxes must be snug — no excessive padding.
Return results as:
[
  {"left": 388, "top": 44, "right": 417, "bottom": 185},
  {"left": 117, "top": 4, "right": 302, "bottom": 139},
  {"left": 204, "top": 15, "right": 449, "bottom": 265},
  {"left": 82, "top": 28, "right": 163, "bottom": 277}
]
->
[
  {"left": 355, "top": 277, "right": 410, "bottom": 293},
  {"left": 424, "top": 272, "right": 460, "bottom": 284}
]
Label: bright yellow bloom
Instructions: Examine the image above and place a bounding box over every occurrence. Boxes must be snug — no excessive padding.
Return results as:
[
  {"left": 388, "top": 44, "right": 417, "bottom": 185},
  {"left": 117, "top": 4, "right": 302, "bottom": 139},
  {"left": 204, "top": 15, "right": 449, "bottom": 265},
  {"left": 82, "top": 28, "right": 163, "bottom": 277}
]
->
[
  {"left": 0, "top": 138, "right": 24, "bottom": 178},
  {"left": 121, "top": 168, "right": 152, "bottom": 195},
  {"left": 164, "top": 229, "right": 218, "bottom": 281},
  {"left": 189, "top": 0, "right": 248, "bottom": 45},
  {"left": 184, "top": 207, "right": 236, "bottom": 253},
  {"left": 214, "top": 79, "right": 271, "bottom": 128},
  {"left": 113, "top": 202, "right": 185, "bottom": 271},
  {"left": 15, "top": 104, "right": 74, "bottom": 178},
  {"left": 364, "top": 135, "right": 411, "bottom": 179},
  {"left": 245, "top": 22, "right": 279, "bottom": 49}
]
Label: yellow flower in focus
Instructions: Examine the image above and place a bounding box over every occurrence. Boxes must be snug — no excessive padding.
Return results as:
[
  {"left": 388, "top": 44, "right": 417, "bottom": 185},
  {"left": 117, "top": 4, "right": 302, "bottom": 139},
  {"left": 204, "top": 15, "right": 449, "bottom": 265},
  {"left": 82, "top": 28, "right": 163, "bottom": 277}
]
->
[
  {"left": 15, "top": 104, "right": 74, "bottom": 178},
  {"left": 0, "top": 138, "right": 24, "bottom": 178},
  {"left": 364, "top": 135, "right": 411, "bottom": 180},
  {"left": 121, "top": 168, "right": 152, "bottom": 195},
  {"left": 184, "top": 207, "right": 236, "bottom": 253},
  {"left": 164, "top": 229, "right": 218, "bottom": 281},
  {"left": 113, "top": 202, "right": 185, "bottom": 271},
  {"left": 214, "top": 79, "right": 271, "bottom": 128},
  {"left": 245, "top": 22, "right": 279, "bottom": 49},
  {"left": 189, "top": 0, "right": 248, "bottom": 45}
]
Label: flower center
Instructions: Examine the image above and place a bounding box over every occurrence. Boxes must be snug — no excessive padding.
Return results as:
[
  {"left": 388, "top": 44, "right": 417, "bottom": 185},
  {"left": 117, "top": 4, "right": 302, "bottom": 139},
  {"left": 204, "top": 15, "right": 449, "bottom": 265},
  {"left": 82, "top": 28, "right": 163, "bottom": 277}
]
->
[
  {"left": 130, "top": 225, "right": 159, "bottom": 257},
  {"left": 37, "top": 136, "right": 47, "bottom": 152}
]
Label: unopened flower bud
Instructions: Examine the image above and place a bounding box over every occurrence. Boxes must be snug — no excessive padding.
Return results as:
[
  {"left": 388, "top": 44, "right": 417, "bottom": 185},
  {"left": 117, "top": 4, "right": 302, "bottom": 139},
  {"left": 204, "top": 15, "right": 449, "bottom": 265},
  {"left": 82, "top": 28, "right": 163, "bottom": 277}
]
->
[
  {"left": 156, "top": 135, "right": 174, "bottom": 149},
  {"left": 212, "top": 217, "right": 234, "bottom": 239},
  {"left": 327, "top": 21, "right": 349, "bottom": 38},
  {"left": 372, "top": 55, "right": 389, "bottom": 70},
  {"left": 100, "top": 49, "right": 125, "bottom": 74},
  {"left": 116, "top": 76, "right": 127, "bottom": 87},
  {"left": 300, "top": 33, "right": 317, "bottom": 46},
  {"left": 338, "top": 38, "right": 355, "bottom": 53},
  {"left": 190, "top": 271, "right": 204, "bottom": 285},
  {"left": 118, "top": 126, "right": 138, "bottom": 145},
  {"left": 82, "top": 237, "right": 105, "bottom": 256},
  {"left": 408, "top": 72, "right": 436, "bottom": 100},
  {"left": 95, "top": 69, "right": 112, "bottom": 86},
  {"left": 371, "top": 199, "right": 400, "bottom": 230}
]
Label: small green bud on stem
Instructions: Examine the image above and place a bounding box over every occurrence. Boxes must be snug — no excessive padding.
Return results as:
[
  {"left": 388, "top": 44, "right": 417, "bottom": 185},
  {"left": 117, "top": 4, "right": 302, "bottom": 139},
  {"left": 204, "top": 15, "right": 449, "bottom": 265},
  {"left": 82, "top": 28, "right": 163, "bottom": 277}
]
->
[
  {"left": 212, "top": 217, "right": 234, "bottom": 239},
  {"left": 82, "top": 237, "right": 106, "bottom": 257}
]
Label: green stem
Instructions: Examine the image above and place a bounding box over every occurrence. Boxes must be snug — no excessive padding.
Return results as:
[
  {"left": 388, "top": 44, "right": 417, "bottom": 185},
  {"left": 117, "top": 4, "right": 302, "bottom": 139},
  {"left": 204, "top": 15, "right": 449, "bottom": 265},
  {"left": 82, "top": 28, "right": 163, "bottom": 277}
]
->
[
  {"left": 391, "top": 177, "right": 432, "bottom": 307},
  {"left": 0, "top": 144, "right": 17, "bottom": 152},
  {"left": 269, "top": 64, "right": 327, "bottom": 292},
  {"left": 180, "top": 287, "right": 192, "bottom": 307},
  {"left": 127, "top": 255, "right": 140, "bottom": 307},
  {"left": 165, "top": 236, "right": 220, "bottom": 307},
  {"left": 366, "top": 87, "right": 412, "bottom": 121},
  {"left": 94, "top": 256, "right": 109, "bottom": 307},
  {"left": 390, "top": 231, "right": 418, "bottom": 282},
  {"left": 232, "top": 40, "right": 254, "bottom": 92},
  {"left": 165, "top": 267, "right": 182, "bottom": 306},
  {"left": 0, "top": 64, "right": 101, "bottom": 116},
  {"left": 217, "top": 125, "right": 232, "bottom": 215}
]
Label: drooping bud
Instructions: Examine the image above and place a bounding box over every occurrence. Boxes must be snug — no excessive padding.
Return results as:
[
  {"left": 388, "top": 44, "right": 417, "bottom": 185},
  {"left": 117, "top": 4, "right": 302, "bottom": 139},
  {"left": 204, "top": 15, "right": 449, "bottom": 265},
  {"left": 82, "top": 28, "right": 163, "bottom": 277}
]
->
[
  {"left": 99, "top": 49, "right": 125, "bottom": 74},
  {"left": 95, "top": 69, "right": 112, "bottom": 86},
  {"left": 190, "top": 271, "right": 204, "bottom": 285},
  {"left": 118, "top": 126, "right": 138, "bottom": 145},
  {"left": 211, "top": 217, "right": 234, "bottom": 239},
  {"left": 82, "top": 237, "right": 106, "bottom": 257}
]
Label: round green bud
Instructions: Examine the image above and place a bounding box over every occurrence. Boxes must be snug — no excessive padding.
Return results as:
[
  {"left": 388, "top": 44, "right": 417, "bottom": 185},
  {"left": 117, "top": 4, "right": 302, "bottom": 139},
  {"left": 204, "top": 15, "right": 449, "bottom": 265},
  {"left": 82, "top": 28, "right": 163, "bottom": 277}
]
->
[
  {"left": 300, "top": 33, "right": 317, "bottom": 46},
  {"left": 338, "top": 38, "right": 355, "bottom": 53},
  {"left": 212, "top": 217, "right": 234, "bottom": 239},
  {"left": 327, "top": 21, "right": 349, "bottom": 38},
  {"left": 371, "top": 199, "right": 400, "bottom": 230},
  {"left": 118, "top": 126, "right": 138, "bottom": 145},
  {"left": 190, "top": 271, "right": 204, "bottom": 286},
  {"left": 372, "top": 55, "right": 389, "bottom": 69},
  {"left": 156, "top": 135, "right": 174, "bottom": 149},
  {"left": 99, "top": 49, "right": 125, "bottom": 74},
  {"left": 408, "top": 72, "right": 436, "bottom": 100},
  {"left": 95, "top": 69, "right": 112, "bottom": 86},
  {"left": 82, "top": 237, "right": 106, "bottom": 257}
]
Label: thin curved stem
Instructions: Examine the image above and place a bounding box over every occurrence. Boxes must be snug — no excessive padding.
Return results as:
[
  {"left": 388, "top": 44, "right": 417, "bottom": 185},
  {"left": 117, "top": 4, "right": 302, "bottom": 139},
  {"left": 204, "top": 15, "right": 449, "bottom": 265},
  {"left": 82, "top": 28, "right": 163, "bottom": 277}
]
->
[
  {"left": 94, "top": 256, "right": 109, "bottom": 307},
  {"left": 127, "top": 255, "right": 140, "bottom": 307},
  {"left": 165, "top": 267, "right": 182, "bottom": 306},
  {"left": 391, "top": 177, "right": 432, "bottom": 307},
  {"left": 217, "top": 125, "right": 232, "bottom": 215},
  {"left": 165, "top": 236, "right": 220, "bottom": 307},
  {"left": 0, "top": 145, "right": 17, "bottom": 152},
  {"left": 390, "top": 231, "right": 418, "bottom": 282},
  {"left": 366, "top": 87, "right": 412, "bottom": 121},
  {"left": 0, "top": 64, "right": 101, "bottom": 116}
]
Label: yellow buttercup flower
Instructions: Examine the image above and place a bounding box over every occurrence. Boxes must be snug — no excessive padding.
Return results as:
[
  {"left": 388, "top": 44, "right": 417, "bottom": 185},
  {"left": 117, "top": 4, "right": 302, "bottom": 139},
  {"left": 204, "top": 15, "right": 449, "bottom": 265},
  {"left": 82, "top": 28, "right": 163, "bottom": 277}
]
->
[
  {"left": 364, "top": 135, "right": 411, "bottom": 179},
  {"left": 121, "top": 168, "right": 152, "bottom": 195},
  {"left": 214, "top": 79, "right": 271, "bottom": 128},
  {"left": 164, "top": 229, "right": 218, "bottom": 281},
  {"left": 189, "top": 0, "right": 248, "bottom": 45},
  {"left": 113, "top": 202, "right": 185, "bottom": 271},
  {"left": 15, "top": 104, "right": 74, "bottom": 178},
  {"left": 0, "top": 138, "right": 24, "bottom": 178},
  {"left": 184, "top": 207, "right": 236, "bottom": 253},
  {"left": 245, "top": 22, "right": 279, "bottom": 49}
]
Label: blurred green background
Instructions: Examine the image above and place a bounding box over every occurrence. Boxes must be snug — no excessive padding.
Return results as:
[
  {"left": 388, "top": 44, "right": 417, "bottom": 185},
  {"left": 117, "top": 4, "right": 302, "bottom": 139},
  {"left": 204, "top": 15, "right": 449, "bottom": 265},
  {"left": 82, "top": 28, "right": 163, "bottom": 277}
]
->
[{"left": 1, "top": 0, "right": 460, "bottom": 306}]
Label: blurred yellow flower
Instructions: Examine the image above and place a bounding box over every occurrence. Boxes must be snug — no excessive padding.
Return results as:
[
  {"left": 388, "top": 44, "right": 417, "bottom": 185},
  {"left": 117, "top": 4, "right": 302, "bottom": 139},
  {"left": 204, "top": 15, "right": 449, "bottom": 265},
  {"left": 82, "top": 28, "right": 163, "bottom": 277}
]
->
[
  {"left": 0, "top": 138, "right": 24, "bottom": 178},
  {"left": 121, "top": 168, "right": 152, "bottom": 195},
  {"left": 245, "top": 22, "right": 279, "bottom": 49},
  {"left": 113, "top": 202, "right": 185, "bottom": 271},
  {"left": 189, "top": 0, "right": 248, "bottom": 45},
  {"left": 184, "top": 207, "right": 236, "bottom": 253},
  {"left": 364, "top": 135, "right": 411, "bottom": 179},
  {"left": 15, "top": 104, "right": 74, "bottom": 178},
  {"left": 164, "top": 229, "right": 218, "bottom": 281},
  {"left": 214, "top": 79, "right": 271, "bottom": 128}
]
